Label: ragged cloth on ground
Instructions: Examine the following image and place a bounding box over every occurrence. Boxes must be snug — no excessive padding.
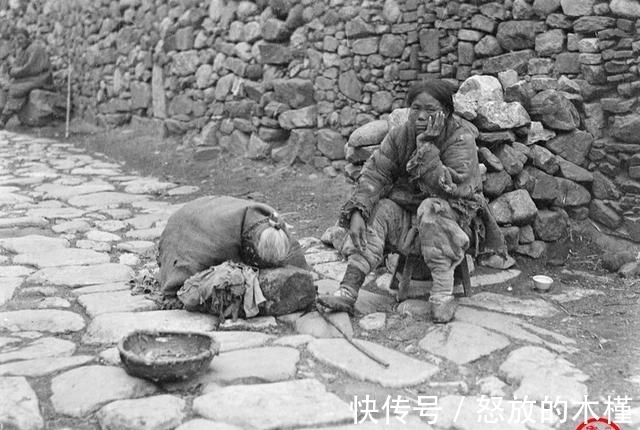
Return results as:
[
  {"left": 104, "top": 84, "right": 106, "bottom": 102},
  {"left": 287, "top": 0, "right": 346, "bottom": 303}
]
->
[{"left": 157, "top": 196, "right": 315, "bottom": 317}]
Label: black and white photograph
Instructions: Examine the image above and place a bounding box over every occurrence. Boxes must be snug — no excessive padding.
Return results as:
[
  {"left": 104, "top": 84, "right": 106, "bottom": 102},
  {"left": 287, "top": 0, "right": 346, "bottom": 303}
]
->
[{"left": 0, "top": 0, "right": 639, "bottom": 429}]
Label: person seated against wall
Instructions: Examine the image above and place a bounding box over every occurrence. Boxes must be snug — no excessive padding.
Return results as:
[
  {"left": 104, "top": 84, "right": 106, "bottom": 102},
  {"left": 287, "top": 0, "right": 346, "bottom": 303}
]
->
[
  {"left": 317, "top": 79, "right": 507, "bottom": 323},
  {"left": 0, "top": 28, "right": 53, "bottom": 128}
]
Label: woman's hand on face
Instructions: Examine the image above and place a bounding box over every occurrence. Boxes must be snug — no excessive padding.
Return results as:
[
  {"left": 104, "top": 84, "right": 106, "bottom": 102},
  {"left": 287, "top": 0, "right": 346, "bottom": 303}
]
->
[
  {"left": 417, "top": 111, "right": 446, "bottom": 144},
  {"left": 349, "top": 210, "right": 367, "bottom": 252}
]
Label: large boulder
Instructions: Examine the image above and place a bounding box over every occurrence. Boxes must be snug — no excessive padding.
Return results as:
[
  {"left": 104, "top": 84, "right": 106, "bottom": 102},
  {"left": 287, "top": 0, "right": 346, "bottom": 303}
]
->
[
  {"left": 387, "top": 108, "right": 410, "bottom": 129},
  {"left": 474, "top": 101, "right": 530, "bottom": 131},
  {"left": 489, "top": 189, "right": 538, "bottom": 225},
  {"left": 453, "top": 75, "right": 504, "bottom": 120},
  {"left": 258, "top": 266, "right": 316, "bottom": 316},
  {"left": 18, "top": 90, "right": 67, "bottom": 127},
  {"left": 348, "top": 120, "right": 388, "bottom": 148},
  {"left": 610, "top": 0, "right": 640, "bottom": 17},
  {"left": 529, "top": 90, "right": 580, "bottom": 131}
]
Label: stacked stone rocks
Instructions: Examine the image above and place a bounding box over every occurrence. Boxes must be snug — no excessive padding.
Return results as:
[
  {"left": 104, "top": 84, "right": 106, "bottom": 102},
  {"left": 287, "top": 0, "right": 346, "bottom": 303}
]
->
[
  {"left": 345, "top": 72, "right": 629, "bottom": 259},
  {"left": 2, "top": 0, "right": 639, "bottom": 239}
]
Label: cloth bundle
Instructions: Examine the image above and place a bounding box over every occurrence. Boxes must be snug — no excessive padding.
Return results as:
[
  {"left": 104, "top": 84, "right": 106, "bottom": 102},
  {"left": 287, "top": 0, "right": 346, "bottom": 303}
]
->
[{"left": 177, "top": 261, "right": 266, "bottom": 322}]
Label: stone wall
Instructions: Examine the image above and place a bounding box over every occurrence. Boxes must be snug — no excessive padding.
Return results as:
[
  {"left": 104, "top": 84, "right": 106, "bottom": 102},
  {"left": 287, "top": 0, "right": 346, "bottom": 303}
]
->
[{"left": 1, "top": 0, "right": 639, "bottom": 241}]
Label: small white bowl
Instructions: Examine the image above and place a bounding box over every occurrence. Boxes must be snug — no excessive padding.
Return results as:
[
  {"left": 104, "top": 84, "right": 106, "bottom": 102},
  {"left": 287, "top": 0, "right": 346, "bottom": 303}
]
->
[{"left": 532, "top": 275, "right": 554, "bottom": 292}]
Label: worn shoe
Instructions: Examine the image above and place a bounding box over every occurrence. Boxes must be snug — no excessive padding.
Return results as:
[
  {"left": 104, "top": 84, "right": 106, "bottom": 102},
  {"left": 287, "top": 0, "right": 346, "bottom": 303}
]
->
[
  {"left": 429, "top": 295, "right": 457, "bottom": 323},
  {"left": 317, "top": 287, "right": 357, "bottom": 313}
]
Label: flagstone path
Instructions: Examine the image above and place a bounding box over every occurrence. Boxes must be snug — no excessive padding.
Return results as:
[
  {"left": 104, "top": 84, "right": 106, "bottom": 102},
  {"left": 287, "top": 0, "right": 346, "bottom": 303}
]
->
[{"left": 0, "top": 131, "right": 638, "bottom": 430}]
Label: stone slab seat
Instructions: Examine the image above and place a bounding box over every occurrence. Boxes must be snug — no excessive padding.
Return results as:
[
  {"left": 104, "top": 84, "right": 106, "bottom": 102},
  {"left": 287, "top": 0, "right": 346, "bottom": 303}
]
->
[{"left": 17, "top": 89, "right": 67, "bottom": 127}]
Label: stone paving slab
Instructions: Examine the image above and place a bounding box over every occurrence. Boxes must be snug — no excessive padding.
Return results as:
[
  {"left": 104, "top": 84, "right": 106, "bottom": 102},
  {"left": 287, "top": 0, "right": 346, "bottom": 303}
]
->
[
  {"left": 0, "top": 265, "right": 35, "bottom": 277},
  {"left": 206, "top": 346, "right": 299, "bottom": 384},
  {"left": 125, "top": 226, "right": 164, "bottom": 240},
  {"left": 0, "top": 337, "right": 76, "bottom": 363},
  {"left": 0, "top": 355, "right": 94, "bottom": 377},
  {"left": 313, "top": 261, "right": 348, "bottom": 281},
  {"left": 460, "top": 291, "right": 559, "bottom": 317},
  {"left": 470, "top": 268, "right": 521, "bottom": 288},
  {"left": 116, "top": 240, "right": 155, "bottom": 254},
  {"left": 308, "top": 338, "right": 440, "bottom": 387},
  {"left": 0, "top": 216, "right": 48, "bottom": 228},
  {"left": 52, "top": 219, "right": 92, "bottom": 233},
  {"left": 122, "top": 178, "right": 177, "bottom": 194},
  {"left": 456, "top": 306, "right": 576, "bottom": 353},
  {"left": 34, "top": 297, "right": 71, "bottom": 308},
  {"left": 0, "top": 337, "right": 21, "bottom": 348},
  {"left": 0, "top": 192, "right": 32, "bottom": 205},
  {"left": 220, "top": 316, "right": 277, "bottom": 330},
  {"left": 26, "top": 207, "right": 87, "bottom": 219},
  {"left": 0, "top": 310, "right": 85, "bottom": 333},
  {"left": 34, "top": 180, "right": 115, "bottom": 199},
  {"left": 419, "top": 321, "right": 511, "bottom": 364},
  {"left": 14, "top": 248, "right": 111, "bottom": 268},
  {"left": 0, "top": 376, "right": 44, "bottom": 430},
  {"left": 0, "top": 235, "right": 69, "bottom": 253},
  {"left": 78, "top": 290, "right": 159, "bottom": 317},
  {"left": 83, "top": 310, "right": 219, "bottom": 344},
  {"left": 86, "top": 230, "right": 122, "bottom": 242},
  {"left": 167, "top": 185, "right": 199, "bottom": 196},
  {"left": 210, "top": 331, "right": 275, "bottom": 352},
  {"left": 355, "top": 290, "right": 396, "bottom": 314},
  {"left": 273, "top": 334, "right": 314, "bottom": 347},
  {"left": 500, "top": 345, "right": 589, "bottom": 403},
  {"left": 175, "top": 419, "right": 244, "bottom": 430},
  {"left": 296, "top": 311, "right": 353, "bottom": 338},
  {"left": 94, "top": 219, "right": 128, "bottom": 231},
  {"left": 27, "top": 263, "right": 134, "bottom": 287},
  {"left": 193, "top": 379, "right": 353, "bottom": 430},
  {"left": 67, "top": 192, "right": 149, "bottom": 207},
  {"left": 71, "top": 282, "right": 131, "bottom": 295},
  {"left": 0, "top": 277, "right": 22, "bottom": 306},
  {"left": 97, "top": 394, "right": 186, "bottom": 430},
  {"left": 50, "top": 365, "right": 158, "bottom": 417}
]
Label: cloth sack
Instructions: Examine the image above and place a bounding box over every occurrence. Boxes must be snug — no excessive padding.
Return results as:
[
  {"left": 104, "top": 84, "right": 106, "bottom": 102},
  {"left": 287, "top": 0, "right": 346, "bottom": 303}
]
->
[
  {"left": 157, "top": 196, "right": 308, "bottom": 295},
  {"left": 177, "top": 261, "right": 266, "bottom": 320}
]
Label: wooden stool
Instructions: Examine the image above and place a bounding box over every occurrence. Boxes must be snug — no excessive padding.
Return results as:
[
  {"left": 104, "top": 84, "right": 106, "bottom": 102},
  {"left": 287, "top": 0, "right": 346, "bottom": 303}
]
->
[{"left": 389, "top": 253, "right": 471, "bottom": 302}]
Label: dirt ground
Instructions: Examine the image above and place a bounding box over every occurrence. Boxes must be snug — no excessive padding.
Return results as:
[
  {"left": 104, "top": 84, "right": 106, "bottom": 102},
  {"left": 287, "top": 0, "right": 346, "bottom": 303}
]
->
[{"left": 24, "top": 122, "right": 640, "bottom": 408}]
